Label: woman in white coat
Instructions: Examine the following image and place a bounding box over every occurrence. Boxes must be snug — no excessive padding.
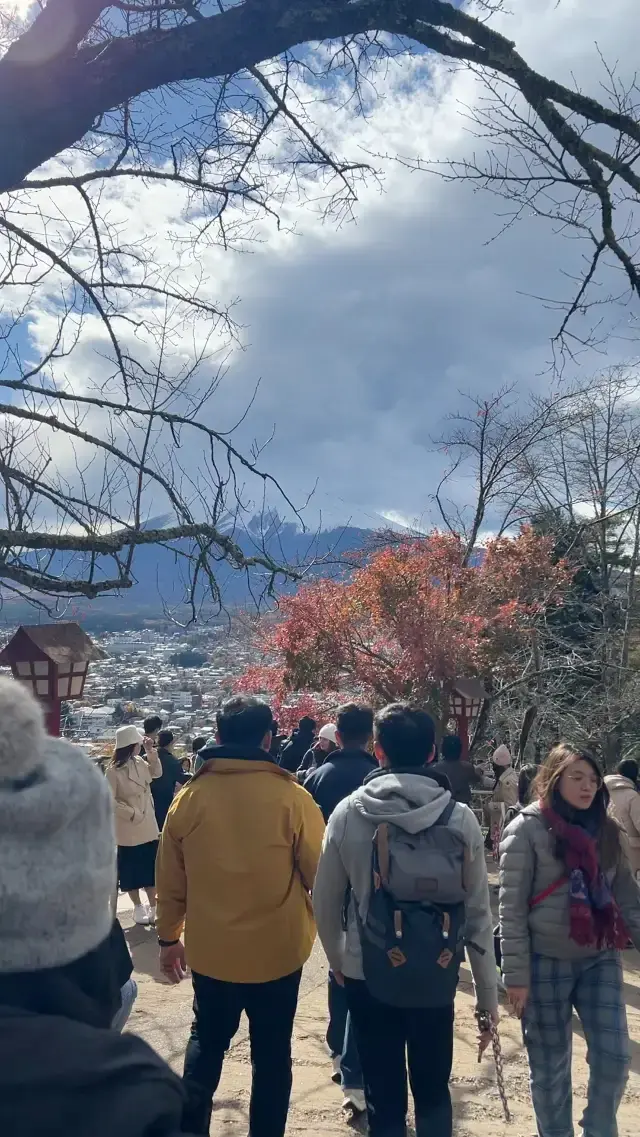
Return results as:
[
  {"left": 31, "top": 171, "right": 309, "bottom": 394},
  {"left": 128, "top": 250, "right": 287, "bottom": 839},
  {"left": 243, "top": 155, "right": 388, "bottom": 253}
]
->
[{"left": 106, "top": 725, "right": 162, "bottom": 924}]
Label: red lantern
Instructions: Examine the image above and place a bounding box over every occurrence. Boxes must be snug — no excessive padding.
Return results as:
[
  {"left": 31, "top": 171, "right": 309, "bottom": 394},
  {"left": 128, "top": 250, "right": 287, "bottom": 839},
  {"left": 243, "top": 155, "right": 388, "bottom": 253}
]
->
[
  {"left": 0, "top": 623, "right": 107, "bottom": 736},
  {"left": 450, "top": 679, "right": 487, "bottom": 761}
]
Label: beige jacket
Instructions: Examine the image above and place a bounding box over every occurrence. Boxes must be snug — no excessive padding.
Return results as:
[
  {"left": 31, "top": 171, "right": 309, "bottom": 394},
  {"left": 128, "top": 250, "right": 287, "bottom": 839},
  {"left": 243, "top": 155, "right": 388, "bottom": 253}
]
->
[
  {"left": 605, "top": 774, "right": 640, "bottom": 871},
  {"left": 494, "top": 767, "right": 519, "bottom": 809},
  {"left": 485, "top": 767, "right": 519, "bottom": 834},
  {"left": 106, "top": 749, "right": 163, "bottom": 847}
]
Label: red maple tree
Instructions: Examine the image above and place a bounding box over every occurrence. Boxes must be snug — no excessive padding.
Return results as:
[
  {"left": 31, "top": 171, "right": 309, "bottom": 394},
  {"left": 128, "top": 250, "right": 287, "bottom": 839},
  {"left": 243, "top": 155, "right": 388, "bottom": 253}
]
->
[{"left": 237, "top": 528, "right": 569, "bottom": 726}]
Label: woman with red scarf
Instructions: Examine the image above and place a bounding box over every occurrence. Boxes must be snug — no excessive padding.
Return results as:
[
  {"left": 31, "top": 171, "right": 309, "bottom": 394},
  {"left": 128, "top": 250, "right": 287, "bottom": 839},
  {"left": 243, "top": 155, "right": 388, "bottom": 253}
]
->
[{"left": 499, "top": 743, "right": 640, "bottom": 1137}]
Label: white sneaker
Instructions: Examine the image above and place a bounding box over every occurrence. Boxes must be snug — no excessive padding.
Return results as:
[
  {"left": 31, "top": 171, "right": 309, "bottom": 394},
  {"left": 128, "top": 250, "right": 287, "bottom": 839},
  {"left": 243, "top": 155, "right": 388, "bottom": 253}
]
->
[
  {"left": 342, "top": 1089, "right": 366, "bottom": 1114},
  {"left": 133, "top": 904, "right": 150, "bottom": 925},
  {"left": 147, "top": 905, "right": 157, "bottom": 925}
]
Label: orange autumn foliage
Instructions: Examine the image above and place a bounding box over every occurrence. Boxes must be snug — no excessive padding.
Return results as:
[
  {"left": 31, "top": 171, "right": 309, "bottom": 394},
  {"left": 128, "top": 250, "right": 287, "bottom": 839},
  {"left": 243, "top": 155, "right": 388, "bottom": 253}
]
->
[{"left": 237, "top": 528, "right": 569, "bottom": 718}]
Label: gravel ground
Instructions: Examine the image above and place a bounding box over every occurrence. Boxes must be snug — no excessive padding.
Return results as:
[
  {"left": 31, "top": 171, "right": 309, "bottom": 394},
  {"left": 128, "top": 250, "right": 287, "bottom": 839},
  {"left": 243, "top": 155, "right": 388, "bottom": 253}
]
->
[{"left": 119, "top": 879, "right": 640, "bottom": 1137}]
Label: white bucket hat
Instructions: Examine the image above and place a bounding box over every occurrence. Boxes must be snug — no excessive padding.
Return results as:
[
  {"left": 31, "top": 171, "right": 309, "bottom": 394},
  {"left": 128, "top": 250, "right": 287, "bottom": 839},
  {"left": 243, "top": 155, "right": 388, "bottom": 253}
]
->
[
  {"left": 115, "top": 725, "right": 144, "bottom": 749},
  {"left": 319, "top": 723, "right": 338, "bottom": 744}
]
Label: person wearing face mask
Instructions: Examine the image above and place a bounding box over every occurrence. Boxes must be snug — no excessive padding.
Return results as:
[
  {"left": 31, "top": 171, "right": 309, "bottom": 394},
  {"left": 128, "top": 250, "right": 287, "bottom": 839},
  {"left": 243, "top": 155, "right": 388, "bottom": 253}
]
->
[{"left": 499, "top": 743, "right": 640, "bottom": 1137}]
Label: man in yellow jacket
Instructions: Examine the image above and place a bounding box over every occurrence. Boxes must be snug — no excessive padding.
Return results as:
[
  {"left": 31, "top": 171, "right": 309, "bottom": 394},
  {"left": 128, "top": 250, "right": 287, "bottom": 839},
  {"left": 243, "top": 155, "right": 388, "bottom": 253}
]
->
[{"left": 155, "top": 695, "right": 325, "bottom": 1137}]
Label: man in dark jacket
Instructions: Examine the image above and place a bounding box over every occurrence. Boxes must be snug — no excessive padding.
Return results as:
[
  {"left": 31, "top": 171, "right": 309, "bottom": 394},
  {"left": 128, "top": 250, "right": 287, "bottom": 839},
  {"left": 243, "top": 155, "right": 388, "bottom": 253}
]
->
[
  {"left": 304, "top": 705, "right": 376, "bottom": 824},
  {"left": 430, "top": 733, "right": 482, "bottom": 805},
  {"left": 269, "top": 720, "right": 286, "bottom": 761},
  {"left": 152, "top": 729, "right": 191, "bottom": 830},
  {"left": 278, "top": 715, "right": 316, "bottom": 773},
  {"left": 305, "top": 703, "right": 376, "bottom": 1115}
]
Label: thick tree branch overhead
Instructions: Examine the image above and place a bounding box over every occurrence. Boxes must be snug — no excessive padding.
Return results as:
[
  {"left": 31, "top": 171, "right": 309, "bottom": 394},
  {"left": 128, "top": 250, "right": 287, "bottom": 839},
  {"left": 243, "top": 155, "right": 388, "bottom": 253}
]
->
[{"left": 1, "top": 0, "right": 639, "bottom": 192}]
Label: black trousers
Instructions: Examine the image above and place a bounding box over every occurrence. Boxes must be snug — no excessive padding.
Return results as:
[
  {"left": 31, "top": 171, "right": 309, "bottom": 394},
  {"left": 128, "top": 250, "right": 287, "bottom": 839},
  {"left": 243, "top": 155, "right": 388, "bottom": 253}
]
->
[
  {"left": 344, "top": 978, "right": 454, "bottom": 1137},
  {"left": 182, "top": 969, "right": 302, "bottom": 1136}
]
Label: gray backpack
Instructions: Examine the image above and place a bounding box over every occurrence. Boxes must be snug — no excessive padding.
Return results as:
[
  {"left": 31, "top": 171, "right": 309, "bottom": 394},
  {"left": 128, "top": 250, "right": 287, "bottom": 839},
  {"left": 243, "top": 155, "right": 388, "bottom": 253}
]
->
[{"left": 355, "top": 800, "right": 468, "bottom": 1007}]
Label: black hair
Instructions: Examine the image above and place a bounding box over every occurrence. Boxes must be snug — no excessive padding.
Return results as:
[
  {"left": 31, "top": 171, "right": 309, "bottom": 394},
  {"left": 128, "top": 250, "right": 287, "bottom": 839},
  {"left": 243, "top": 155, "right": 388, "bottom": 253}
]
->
[
  {"left": 336, "top": 702, "right": 374, "bottom": 746},
  {"left": 191, "top": 735, "right": 206, "bottom": 754},
  {"left": 111, "top": 743, "right": 137, "bottom": 769},
  {"left": 216, "top": 695, "right": 274, "bottom": 747},
  {"left": 441, "top": 734, "right": 463, "bottom": 762},
  {"left": 143, "top": 714, "right": 163, "bottom": 735},
  {"left": 517, "top": 763, "right": 537, "bottom": 806},
  {"left": 272, "top": 720, "right": 279, "bottom": 734},
  {"left": 617, "top": 757, "right": 639, "bottom": 784},
  {"left": 298, "top": 715, "right": 316, "bottom": 734},
  {"left": 374, "top": 703, "right": 436, "bottom": 768},
  {"left": 158, "top": 729, "right": 174, "bottom": 749}
]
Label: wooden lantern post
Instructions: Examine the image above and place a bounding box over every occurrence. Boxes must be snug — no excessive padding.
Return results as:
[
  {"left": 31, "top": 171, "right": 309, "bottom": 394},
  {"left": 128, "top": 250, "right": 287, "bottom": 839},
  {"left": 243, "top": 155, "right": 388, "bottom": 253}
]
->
[
  {"left": 450, "top": 679, "right": 487, "bottom": 761},
  {"left": 0, "top": 622, "right": 107, "bottom": 736}
]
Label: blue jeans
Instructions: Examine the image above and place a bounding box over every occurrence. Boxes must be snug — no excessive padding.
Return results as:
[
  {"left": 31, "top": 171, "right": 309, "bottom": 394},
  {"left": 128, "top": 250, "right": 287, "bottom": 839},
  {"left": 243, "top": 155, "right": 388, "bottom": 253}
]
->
[
  {"left": 326, "top": 971, "right": 363, "bottom": 1091},
  {"left": 111, "top": 977, "right": 138, "bottom": 1032}
]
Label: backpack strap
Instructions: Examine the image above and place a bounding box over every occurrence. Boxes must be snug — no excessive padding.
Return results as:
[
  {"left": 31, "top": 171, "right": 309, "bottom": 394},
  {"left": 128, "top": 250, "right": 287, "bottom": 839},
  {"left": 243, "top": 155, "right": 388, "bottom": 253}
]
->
[
  {"left": 375, "top": 823, "right": 391, "bottom": 886},
  {"left": 529, "top": 875, "right": 567, "bottom": 909},
  {"left": 435, "top": 798, "right": 457, "bottom": 826}
]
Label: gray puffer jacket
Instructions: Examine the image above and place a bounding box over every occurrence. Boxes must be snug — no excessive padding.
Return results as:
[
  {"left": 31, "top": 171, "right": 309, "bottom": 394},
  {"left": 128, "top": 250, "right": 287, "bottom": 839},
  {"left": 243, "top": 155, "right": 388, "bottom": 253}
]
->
[{"left": 499, "top": 801, "right": 640, "bottom": 987}]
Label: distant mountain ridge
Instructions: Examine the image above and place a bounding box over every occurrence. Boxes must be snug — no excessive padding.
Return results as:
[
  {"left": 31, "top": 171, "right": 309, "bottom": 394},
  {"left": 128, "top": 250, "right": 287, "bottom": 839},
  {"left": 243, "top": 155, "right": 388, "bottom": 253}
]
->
[
  {"left": 122, "top": 513, "right": 374, "bottom": 603},
  {"left": 0, "top": 516, "right": 376, "bottom": 627}
]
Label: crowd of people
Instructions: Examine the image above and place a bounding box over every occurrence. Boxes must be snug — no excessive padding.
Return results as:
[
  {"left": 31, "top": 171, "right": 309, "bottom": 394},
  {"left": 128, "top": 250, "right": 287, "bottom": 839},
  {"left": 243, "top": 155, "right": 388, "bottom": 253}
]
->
[{"left": 2, "top": 675, "right": 640, "bottom": 1137}]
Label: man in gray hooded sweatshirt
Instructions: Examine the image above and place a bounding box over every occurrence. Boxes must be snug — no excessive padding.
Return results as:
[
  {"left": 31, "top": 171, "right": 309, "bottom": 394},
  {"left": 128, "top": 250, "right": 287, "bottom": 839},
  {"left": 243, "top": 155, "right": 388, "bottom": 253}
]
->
[{"left": 313, "top": 703, "right": 498, "bottom": 1137}]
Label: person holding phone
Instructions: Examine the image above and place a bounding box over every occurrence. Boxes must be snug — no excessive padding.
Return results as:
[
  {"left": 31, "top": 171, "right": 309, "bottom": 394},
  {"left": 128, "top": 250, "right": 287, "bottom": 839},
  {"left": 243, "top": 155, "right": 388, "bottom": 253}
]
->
[{"left": 106, "top": 726, "right": 163, "bottom": 925}]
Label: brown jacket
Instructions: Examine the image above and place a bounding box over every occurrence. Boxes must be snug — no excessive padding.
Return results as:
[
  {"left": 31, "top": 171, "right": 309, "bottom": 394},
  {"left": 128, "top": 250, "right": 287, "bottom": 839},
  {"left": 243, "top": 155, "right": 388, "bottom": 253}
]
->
[{"left": 106, "top": 749, "right": 163, "bottom": 847}]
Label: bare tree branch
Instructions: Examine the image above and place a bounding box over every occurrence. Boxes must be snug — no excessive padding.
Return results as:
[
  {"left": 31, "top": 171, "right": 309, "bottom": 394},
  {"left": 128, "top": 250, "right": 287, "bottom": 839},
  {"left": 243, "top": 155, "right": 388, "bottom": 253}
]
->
[{"left": 1, "top": 0, "right": 640, "bottom": 610}]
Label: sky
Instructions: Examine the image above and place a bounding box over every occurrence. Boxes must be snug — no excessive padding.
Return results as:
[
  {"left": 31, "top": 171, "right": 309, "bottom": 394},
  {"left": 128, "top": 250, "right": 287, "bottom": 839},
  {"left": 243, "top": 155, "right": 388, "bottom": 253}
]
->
[
  {"left": 5, "top": 0, "right": 640, "bottom": 541},
  {"left": 208, "top": 0, "right": 640, "bottom": 531}
]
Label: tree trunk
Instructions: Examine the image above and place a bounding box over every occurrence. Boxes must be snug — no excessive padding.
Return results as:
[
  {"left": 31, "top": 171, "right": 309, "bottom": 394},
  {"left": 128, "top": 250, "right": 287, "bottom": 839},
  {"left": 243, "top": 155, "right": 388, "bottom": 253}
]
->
[
  {"left": 470, "top": 694, "right": 492, "bottom": 757},
  {"left": 517, "top": 705, "right": 538, "bottom": 763}
]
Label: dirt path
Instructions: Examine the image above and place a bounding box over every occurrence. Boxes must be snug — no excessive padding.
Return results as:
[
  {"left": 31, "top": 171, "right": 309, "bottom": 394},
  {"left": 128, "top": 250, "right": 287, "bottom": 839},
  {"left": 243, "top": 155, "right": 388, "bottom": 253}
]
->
[{"left": 120, "top": 896, "right": 640, "bottom": 1137}]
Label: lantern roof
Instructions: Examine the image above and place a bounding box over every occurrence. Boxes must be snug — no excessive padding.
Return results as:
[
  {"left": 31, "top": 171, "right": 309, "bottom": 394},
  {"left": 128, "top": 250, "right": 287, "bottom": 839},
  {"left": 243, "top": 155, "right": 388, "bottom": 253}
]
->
[
  {"left": 0, "top": 622, "right": 107, "bottom": 669},
  {"left": 452, "top": 678, "right": 487, "bottom": 701}
]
